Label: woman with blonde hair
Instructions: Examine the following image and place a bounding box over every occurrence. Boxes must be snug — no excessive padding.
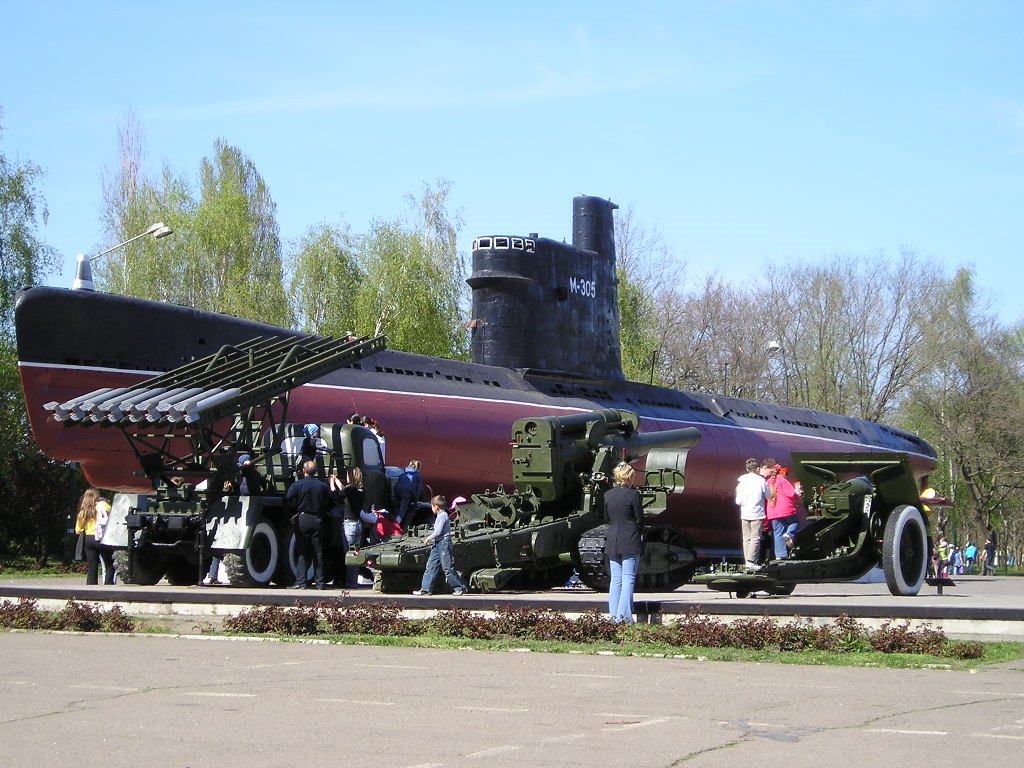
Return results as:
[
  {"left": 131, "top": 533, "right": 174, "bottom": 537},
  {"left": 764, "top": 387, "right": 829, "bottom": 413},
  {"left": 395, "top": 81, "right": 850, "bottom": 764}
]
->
[
  {"left": 603, "top": 461, "right": 644, "bottom": 623},
  {"left": 75, "top": 488, "right": 114, "bottom": 585}
]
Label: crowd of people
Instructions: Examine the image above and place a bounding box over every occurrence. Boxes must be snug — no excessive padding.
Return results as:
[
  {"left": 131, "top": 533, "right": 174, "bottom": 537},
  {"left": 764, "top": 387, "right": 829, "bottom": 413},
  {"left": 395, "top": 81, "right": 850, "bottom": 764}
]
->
[{"left": 72, "top": 414, "right": 1014, "bottom": 621}]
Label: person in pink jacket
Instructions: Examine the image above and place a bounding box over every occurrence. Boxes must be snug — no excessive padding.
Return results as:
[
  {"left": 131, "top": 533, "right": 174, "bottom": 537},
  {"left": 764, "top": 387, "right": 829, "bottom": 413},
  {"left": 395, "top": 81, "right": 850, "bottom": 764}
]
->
[{"left": 764, "top": 460, "right": 803, "bottom": 560}]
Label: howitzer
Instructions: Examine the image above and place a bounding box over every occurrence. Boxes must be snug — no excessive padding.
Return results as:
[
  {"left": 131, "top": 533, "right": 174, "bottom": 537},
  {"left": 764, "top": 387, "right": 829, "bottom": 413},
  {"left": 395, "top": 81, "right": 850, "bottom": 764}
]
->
[
  {"left": 347, "top": 409, "right": 701, "bottom": 593},
  {"left": 694, "top": 452, "right": 934, "bottom": 597}
]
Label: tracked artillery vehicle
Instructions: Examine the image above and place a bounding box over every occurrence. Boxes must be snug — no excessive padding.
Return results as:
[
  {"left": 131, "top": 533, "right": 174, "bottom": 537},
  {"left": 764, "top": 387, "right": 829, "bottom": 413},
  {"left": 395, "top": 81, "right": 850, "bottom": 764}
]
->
[
  {"left": 46, "top": 333, "right": 386, "bottom": 586},
  {"left": 695, "top": 452, "right": 934, "bottom": 597},
  {"left": 347, "top": 408, "right": 701, "bottom": 593}
]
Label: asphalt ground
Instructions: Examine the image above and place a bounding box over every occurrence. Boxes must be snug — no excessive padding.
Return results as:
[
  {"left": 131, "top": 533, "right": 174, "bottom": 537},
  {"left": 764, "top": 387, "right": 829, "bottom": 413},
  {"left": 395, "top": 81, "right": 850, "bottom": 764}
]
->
[
  {"left": 1, "top": 631, "right": 1022, "bottom": 768},
  {"left": 3, "top": 571, "right": 1023, "bottom": 640}
]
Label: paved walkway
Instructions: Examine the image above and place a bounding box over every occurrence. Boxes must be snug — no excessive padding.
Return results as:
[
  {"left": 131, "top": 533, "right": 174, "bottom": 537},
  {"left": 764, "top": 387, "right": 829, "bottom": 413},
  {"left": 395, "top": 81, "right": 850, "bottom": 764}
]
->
[{"left": 1, "top": 631, "right": 1022, "bottom": 768}]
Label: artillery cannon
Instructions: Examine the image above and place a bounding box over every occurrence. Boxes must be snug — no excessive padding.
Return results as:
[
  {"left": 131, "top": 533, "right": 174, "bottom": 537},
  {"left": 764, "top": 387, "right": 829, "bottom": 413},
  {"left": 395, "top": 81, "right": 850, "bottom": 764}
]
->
[
  {"left": 695, "top": 452, "right": 933, "bottom": 597},
  {"left": 348, "top": 408, "right": 701, "bottom": 593}
]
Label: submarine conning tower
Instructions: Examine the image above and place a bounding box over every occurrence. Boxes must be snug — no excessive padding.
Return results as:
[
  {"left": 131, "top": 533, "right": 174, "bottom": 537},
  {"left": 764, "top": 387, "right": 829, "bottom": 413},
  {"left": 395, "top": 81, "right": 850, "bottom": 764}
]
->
[{"left": 468, "top": 195, "right": 623, "bottom": 380}]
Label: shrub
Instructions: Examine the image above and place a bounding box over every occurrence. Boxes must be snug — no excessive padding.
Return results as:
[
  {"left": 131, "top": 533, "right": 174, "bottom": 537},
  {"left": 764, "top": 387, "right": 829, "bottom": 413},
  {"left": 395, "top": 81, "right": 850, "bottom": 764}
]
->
[
  {"left": 944, "top": 640, "right": 984, "bottom": 660},
  {"left": 655, "top": 608, "right": 731, "bottom": 649},
  {"left": 322, "top": 600, "right": 415, "bottom": 636},
  {"left": 0, "top": 597, "right": 47, "bottom": 629},
  {"left": 491, "top": 605, "right": 544, "bottom": 638},
  {"left": 727, "top": 616, "right": 782, "bottom": 650},
  {"left": 101, "top": 605, "right": 136, "bottom": 633},
  {"left": 868, "top": 621, "right": 945, "bottom": 656},
  {"left": 277, "top": 603, "right": 322, "bottom": 636},
  {"left": 224, "top": 604, "right": 290, "bottom": 634},
  {"left": 51, "top": 600, "right": 104, "bottom": 632},
  {"left": 430, "top": 608, "right": 494, "bottom": 639}
]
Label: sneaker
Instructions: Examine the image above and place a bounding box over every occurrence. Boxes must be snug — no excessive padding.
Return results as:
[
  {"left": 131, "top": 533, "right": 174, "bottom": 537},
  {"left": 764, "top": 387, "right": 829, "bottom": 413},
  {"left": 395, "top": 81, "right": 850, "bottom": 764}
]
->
[
  {"left": 745, "top": 563, "right": 762, "bottom": 572},
  {"left": 452, "top": 588, "right": 466, "bottom": 596},
  {"left": 783, "top": 534, "right": 794, "bottom": 550},
  {"left": 412, "top": 589, "right": 429, "bottom": 596},
  {"left": 201, "top": 576, "right": 213, "bottom": 586}
]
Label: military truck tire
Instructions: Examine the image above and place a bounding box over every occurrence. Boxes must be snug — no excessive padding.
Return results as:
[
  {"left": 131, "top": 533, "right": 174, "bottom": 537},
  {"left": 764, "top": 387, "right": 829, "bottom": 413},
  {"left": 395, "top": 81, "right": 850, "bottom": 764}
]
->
[
  {"left": 882, "top": 504, "right": 928, "bottom": 596},
  {"left": 223, "top": 520, "right": 279, "bottom": 586},
  {"left": 112, "top": 549, "right": 165, "bottom": 585}
]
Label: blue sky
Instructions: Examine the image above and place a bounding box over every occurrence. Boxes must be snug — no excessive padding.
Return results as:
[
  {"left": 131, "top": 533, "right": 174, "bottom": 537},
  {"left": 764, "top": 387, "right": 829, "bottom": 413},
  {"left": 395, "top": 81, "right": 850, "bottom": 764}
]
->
[{"left": 3, "top": 1, "right": 1022, "bottom": 323}]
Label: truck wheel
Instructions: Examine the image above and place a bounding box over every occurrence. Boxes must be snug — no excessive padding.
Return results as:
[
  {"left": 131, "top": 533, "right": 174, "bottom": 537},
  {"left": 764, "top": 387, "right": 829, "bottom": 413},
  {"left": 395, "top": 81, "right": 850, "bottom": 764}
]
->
[
  {"left": 223, "top": 520, "right": 279, "bottom": 586},
  {"left": 882, "top": 504, "right": 928, "bottom": 596},
  {"left": 112, "top": 549, "right": 165, "bottom": 585}
]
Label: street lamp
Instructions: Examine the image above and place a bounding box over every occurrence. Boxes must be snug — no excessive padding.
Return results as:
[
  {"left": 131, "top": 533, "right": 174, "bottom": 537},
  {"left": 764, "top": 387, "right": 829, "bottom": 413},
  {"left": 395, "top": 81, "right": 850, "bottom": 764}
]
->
[
  {"left": 72, "top": 221, "right": 174, "bottom": 291},
  {"left": 765, "top": 340, "right": 790, "bottom": 405}
]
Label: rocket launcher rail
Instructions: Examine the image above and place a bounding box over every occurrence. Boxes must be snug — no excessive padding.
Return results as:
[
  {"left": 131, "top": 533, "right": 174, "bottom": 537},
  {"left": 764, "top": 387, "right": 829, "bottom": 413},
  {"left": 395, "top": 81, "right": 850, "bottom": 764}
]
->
[
  {"left": 47, "top": 333, "right": 385, "bottom": 487},
  {"left": 46, "top": 334, "right": 384, "bottom": 427}
]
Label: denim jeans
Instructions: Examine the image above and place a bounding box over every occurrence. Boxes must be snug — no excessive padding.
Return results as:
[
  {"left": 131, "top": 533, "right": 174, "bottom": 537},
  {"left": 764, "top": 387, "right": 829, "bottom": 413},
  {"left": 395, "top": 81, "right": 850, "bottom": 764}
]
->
[
  {"left": 607, "top": 554, "right": 640, "bottom": 623},
  {"left": 771, "top": 516, "right": 799, "bottom": 560},
  {"left": 420, "top": 538, "right": 466, "bottom": 593},
  {"left": 342, "top": 519, "right": 363, "bottom": 586}
]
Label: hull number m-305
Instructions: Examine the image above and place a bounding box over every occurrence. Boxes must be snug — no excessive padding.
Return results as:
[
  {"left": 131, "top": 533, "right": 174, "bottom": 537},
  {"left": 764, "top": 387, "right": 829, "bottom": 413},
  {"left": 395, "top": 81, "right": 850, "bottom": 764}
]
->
[{"left": 569, "top": 277, "right": 596, "bottom": 298}]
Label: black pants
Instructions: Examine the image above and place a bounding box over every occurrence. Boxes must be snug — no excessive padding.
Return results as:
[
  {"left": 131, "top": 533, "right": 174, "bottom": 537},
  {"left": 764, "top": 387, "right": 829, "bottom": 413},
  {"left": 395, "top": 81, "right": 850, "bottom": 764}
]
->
[
  {"left": 84, "top": 538, "right": 114, "bottom": 585},
  {"left": 296, "top": 514, "right": 325, "bottom": 587}
]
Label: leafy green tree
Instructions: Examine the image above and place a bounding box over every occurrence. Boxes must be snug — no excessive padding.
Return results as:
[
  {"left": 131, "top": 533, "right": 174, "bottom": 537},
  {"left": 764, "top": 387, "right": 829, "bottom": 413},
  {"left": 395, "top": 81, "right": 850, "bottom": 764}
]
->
[
  {"left": 98, "top": 124, "right": 290, "bottom": 326},
  {"left": 288, "top": 222, "right": 363, "bottom": 335},
  {"left": 904, "top": 270, "right": 1024, "bottom": 543},
  {"left": 0, "top": 113, "right": 79, "bottom": 564},
  {"left": 614, "top": 206, "right": 679, "bottom": 384},
  {"left": 194, "top": 140, "right": 290, "bottom": 325},
  {"left": 352, "top": 180, "right": 469, "bottom": 359}
]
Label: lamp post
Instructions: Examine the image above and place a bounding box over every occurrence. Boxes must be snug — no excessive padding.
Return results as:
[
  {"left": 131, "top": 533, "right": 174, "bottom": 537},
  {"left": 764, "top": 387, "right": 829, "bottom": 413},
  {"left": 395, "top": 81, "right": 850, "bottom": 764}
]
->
[
  {"left": 766, "top": 340, "right": 790, "bottom": 405},
  {"left": 72, "top": 221, "right": 174, "bottom": 291}
]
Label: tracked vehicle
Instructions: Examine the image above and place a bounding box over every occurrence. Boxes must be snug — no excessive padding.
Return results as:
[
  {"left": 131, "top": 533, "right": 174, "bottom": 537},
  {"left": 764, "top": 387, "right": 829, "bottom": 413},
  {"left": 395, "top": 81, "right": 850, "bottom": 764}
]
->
[{"left": 348, "top": 408, "right": 701, "bottom": 593}]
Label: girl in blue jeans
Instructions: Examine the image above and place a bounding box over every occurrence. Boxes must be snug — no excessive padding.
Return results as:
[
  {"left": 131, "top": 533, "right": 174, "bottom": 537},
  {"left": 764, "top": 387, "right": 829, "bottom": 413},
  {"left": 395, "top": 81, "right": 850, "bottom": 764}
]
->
[{"left": 603, "top": 462, "right": 645, "bottom": 623}]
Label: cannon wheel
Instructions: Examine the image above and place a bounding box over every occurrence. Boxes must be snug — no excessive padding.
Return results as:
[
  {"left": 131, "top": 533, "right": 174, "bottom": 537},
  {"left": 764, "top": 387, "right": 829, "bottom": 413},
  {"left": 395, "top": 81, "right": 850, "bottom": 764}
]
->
[
  {"left": 113, "top": 549, "right": 165, "bottom": 585},
  {"left": 223, "top": 519, "right": 279, "bottom": 586},
  {"left": 882, "top": 504, "right": 928, "bottom": 596}
]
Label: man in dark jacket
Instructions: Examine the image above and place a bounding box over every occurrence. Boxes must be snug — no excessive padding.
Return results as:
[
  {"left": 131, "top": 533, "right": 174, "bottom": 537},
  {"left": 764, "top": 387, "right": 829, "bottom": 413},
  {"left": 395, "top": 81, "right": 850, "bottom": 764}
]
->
[{"left": 286, "top": 459, "right": 331, "bottom": 588}]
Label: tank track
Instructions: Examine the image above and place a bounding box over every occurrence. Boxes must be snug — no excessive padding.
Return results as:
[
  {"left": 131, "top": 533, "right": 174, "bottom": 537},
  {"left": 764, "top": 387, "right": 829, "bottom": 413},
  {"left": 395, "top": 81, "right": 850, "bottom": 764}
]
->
[{"left": 574, "top": 524, "right": 698, "bottom": 592}]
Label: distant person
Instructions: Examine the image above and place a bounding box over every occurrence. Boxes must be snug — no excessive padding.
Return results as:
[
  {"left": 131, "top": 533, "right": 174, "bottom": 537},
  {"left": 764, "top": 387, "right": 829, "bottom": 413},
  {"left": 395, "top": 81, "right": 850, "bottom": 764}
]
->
[
  {"left": 964, "top": 540, "right": 977, "bottom": 574},
  {"left": 734, "top": 457, "right": 772, "bottom": 571},
  {"left": 75, "top": 488, "right": 113, "bottom": 585},
  {"left": 982, "top": 535, "right": 997, "bottom": 576},
  {"left": 394, "top": 459, "right": 423, "bottom": 526},
  {"left": 603, "top": 461, "right": 645, "bottom": 623},
  {"left": 765, "top": 459, "right": 802, "bottom": 560},
  {"left": 346, "top": 413, "right": 363, "bottom": 426},
  {"left": 937, "top": 535, "right": 952, "bottom": 577},
  {"left": 330, "top": 467, "right": 365, "bottom": 588},
  {"left": 365, "top": 417, "right": 386, "bottom": 462},
  {"left": 413, "top": 495, "right": 467, "bottom": 596},
  {"left": 286, "top": 459, "right": 331, "bottom": 589}
]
